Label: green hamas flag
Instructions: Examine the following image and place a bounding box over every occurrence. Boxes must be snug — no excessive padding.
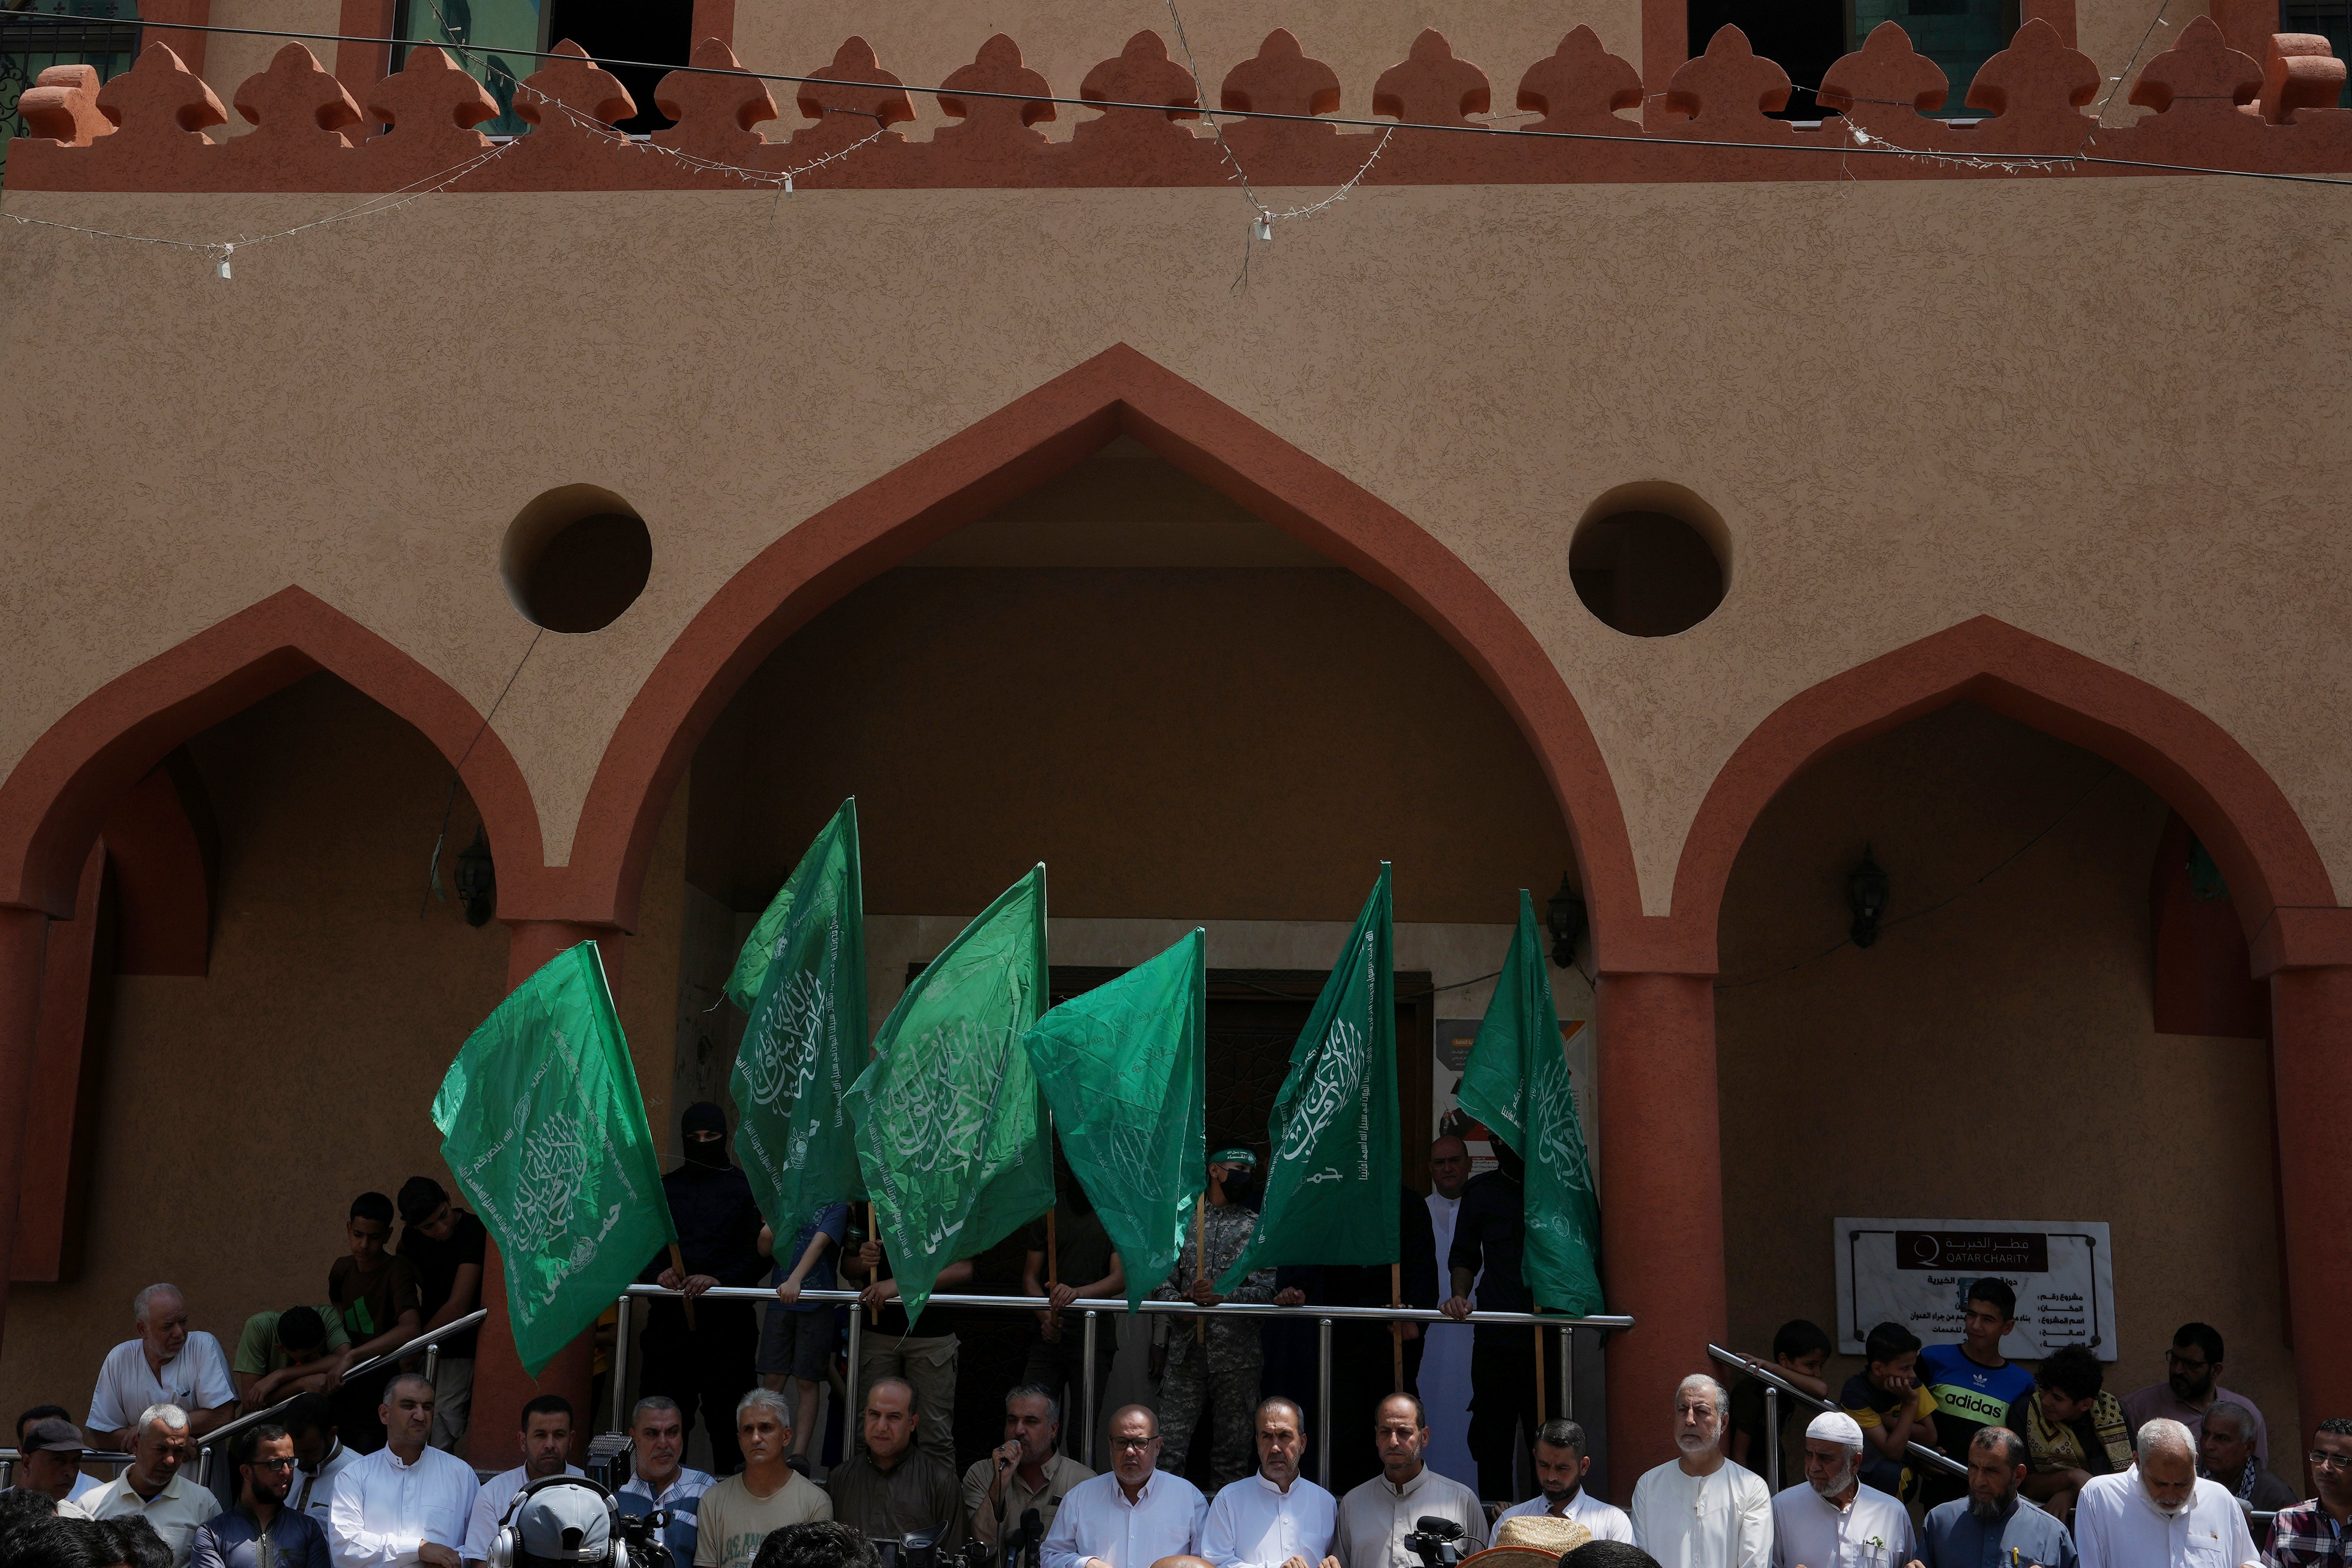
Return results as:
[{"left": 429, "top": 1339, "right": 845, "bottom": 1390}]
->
[
  {"left": 1023, "top": 928, "right": 1207, "bottom": 1311},
  {"left": 845, "top": 864, "right": 1054, "bottom": 1326},
  {"left": 728, "top": 800, "right": 868, "bottom": 1234},
  {"left": 434, "top": 942, "right": 677, "bottom": 1377},
  {"left": 1221, "top": 865, "right": 1399, "bottom": 1287},
  {"left": 1456, "top": 889, "right": 1604, "bottom": 1314}
]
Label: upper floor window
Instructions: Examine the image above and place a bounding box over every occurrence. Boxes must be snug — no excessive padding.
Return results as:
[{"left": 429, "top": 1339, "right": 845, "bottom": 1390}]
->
[{"left": 1688, "top": 0, "right": 2020, "bottom": 120}]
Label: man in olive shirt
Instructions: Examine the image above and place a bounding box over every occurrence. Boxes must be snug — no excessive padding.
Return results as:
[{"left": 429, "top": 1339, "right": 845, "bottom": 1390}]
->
[
  {"left": 232, "top": 1308, "right": 351, "bottom": 1408},
  {"left": 692, "top": 1392, "right": 830, "bottom": 1568},
  {"left": 829, "top": 1379, "right": 966, "bottom": 1552},
  {"left": 962, "top": 1386, "right": 1092, "bottom": 1548}
]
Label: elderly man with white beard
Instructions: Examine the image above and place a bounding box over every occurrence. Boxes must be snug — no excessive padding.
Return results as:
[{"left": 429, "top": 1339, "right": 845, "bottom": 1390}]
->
[
  {"left": 1769, "top": 1412, "right": 1916, "bottom": 1568},
  {"left": 2073, "top": 1419, "right": 2259, "bottom": 1568},
  {"left": 1629, "top": 1376, "right": 1772, "bottom": 1568}
]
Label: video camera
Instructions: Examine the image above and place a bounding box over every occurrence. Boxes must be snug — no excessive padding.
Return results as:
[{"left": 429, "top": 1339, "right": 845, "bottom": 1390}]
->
[
  {"left": 612, "top": 1507, "right": 673, "bottom": 1568},
  {"left": 1403, "top": 1516, "right": 1466, "bottom": 1568},
  {"left": 948, "top": 1507, "right": 1044, "bottom": 1568},
  {"left": 874, "top": 1529, "right": 944, "bottom": 1568}
]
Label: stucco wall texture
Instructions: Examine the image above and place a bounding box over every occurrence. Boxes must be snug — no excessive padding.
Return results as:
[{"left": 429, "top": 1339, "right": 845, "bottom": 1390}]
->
[
  {"left": 1717, "top": 703, "right": 2296, "bottom": 1451},
  {"left": 0, "top": 676, "right": 687, "bottom": 1428},
  {"left": 686, "top": 564, "right": 1577, "bottom": 922},
  {"left": 4, "top": 174, "right": 2346, "bottom": 928}
]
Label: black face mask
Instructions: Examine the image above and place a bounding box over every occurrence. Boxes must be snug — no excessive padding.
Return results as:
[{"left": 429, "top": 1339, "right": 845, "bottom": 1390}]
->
[
  {"left": 684, "top": 1134, "right": 729, "bottom": 1169},
  {"left": 1219, "top": 1170, "right": 1255, "bottom": 1196}
]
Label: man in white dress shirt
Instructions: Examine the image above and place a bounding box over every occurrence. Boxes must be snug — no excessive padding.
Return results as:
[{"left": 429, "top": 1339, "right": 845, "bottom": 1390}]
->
[
  {"left": 1496, "top": 1420, "right": 1634, "bottom": 1543},
  {"left": 87, "top": 1285, "right": 239, "bottom": 1451},
  {"left": 1628, "top": 1376, "right": 1772, "bottom": 1568},
  {"left": 462, "top": 1396, "right": 581, "bottom": 1567},
  {"left": 1333, "top": 1395, "right": 1484, "bottom": 1568},
  {"left": 2073, "top": 1419, "right": 2259, "bottom": 1568},
  {"left": 1201, "top": 1398, "right": 1339, "bottom": 1568},
  {"left": 1418, "top": 1138, "right": 1475, "bottom": 1485},
  {"left": 1042, "top": 1405, "right": 1206, "bottom": 1568},
  {"left": 1769, "top": 1412, "right": 1916, "bottom": 1568},
  {"left": 82, "top": 1404, "right": 221, "bottom": 1566},
  {"left": 327, "top": 1374, "right": 479, "bottom": 1568}
]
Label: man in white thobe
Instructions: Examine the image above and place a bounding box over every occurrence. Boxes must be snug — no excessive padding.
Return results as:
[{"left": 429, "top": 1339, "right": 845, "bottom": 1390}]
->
[
  {"left": 1334, "top": 1395, "right": 1484, "bottom": 1568},
  {"left": 1201, "top": 1398, "right": 1339, "bottom": 1568},
  {"left": 2073, "top": 1419, "right": 2260, "bottom": 1568},
  {"left": 1769, "top": 1412, "right": 1915, "bottom": 1568},
  {"left": 1419, "top": 1138, "right": 1476, "bottom": 1486},
  {"left": 328, "top": 1374, "right": 480, "bottom": 1568},
  {"left": 1496, "top": 1419, "right": 1635, "bottom": 1543},
  {"left": 1042, "top": 1405, "right": 1205, "bottom": 1568},
  {"left": 1629, "top": 1375, "right": 1772, "bottom": 1568}
]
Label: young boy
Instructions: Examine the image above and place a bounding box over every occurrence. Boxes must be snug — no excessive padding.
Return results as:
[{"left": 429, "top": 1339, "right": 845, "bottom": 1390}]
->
[
  {"left": 1915, "top": 1277, "right": 2037, "bottom": 1507},
  {"left": 1728, "top": 1319, "right": 1832, "bottom": 1490},
  {"left": 1841, "top": 1320, "right": 1937, "bottom": 1499},
  {"left": 757, "top": 1200, "right": 851, "bottom": 1470}
]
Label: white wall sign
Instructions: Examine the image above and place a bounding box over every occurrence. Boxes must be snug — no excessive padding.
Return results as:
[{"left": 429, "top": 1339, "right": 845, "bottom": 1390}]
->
[{"left": 1833, "top": 1218, "right": 2116, "bottom": 1361}]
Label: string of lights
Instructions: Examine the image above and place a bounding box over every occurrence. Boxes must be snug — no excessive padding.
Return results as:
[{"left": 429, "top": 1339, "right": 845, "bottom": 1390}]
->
[
  {"left": 5, "top": 3, "right": 2346, "bottom": 279},
  {"left": 4, "top": 8, "right": 2343, "bottom": 181}
]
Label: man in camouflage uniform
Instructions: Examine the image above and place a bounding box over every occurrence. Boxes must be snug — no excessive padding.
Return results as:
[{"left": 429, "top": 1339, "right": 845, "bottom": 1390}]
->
[{"left": 1150, "top": 1147, "right": 1275, "bottom": 1489}]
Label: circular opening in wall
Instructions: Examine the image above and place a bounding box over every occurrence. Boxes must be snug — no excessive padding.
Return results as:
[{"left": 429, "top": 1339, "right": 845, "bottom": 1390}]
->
[
  {"left": 1569, "top": 483, "right": 1729, "bottom": 637},
  {"left": 501, "top": 485, "right": 653, "bottom": 633}
]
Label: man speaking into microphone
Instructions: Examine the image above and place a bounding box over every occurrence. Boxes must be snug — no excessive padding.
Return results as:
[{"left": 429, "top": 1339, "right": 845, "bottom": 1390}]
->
[{"left": 964, "top": 1387, "right": 1095, "bottom": 1549}]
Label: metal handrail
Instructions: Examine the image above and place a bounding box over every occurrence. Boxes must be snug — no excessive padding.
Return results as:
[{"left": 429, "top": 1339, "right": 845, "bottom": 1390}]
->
[
  {"left": 0, "top": 1447, "right": 134, "bottom": 1490},
  {"left": 619, "top": 1282, "right": 1631, "bottom": 1327},
  {"left": 1706, "top": 1343, "right": 1967, "bottom": 1481},
  {"left": 618, "top": 1283, "right": 1628, "bottom": 1489},
  {"left": 194, "top": 1308, "right": 490, "bottom": 1484}
]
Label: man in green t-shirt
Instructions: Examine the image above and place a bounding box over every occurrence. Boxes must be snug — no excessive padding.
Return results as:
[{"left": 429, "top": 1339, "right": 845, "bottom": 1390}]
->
[{"left": 232, "top": 1305, "right": 352, "bottom": 1406}]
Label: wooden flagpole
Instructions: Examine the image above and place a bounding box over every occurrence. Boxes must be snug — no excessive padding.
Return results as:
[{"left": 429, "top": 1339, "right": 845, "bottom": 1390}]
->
[
  {"left": 668, "top": 1242, "right": 696, "bottom": 1330},
  {"left": 1194, "top": 1201, "right": 1207, "bottom": 1344},
  {"left": 1391, "top": 1263, "right": 1404, "bottom": 1392}
]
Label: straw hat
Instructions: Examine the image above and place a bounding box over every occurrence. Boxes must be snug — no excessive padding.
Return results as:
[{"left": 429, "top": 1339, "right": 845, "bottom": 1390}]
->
[{"left": 1462, "top": 1513, "right": 1594, "bottom": 1568}]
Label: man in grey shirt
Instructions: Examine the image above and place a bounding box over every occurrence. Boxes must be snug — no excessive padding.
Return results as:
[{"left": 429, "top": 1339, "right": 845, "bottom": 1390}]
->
[
  {"left": 1920, "top": 1428, "right": 2078, "bottom": 1568},
  {"left": 1333, "top": 1396, "right": 1483, "bottom": 1568}
]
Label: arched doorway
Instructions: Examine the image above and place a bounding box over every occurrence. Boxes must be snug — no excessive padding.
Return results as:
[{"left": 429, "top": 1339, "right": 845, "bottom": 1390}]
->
[
  {"left": 657, "top": 426, "right": 1595, "bottom": 1489},
  {"left": 1714, "top": 702, "right": 2294, "bottom": 1479},
  {"left": 1647, "top": 617, "right": 2351, "bottom": 1488}
]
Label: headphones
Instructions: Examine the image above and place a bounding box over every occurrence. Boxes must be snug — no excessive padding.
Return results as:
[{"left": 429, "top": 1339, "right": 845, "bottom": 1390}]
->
[{"left": 488, "top": 1475, "right": 634, "bottom": 1568}]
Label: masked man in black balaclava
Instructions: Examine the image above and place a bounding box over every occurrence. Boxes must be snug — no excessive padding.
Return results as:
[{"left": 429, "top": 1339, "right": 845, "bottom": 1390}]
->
[{"left": 641, "top": 1101, "right": 767, "bottom": 1474}]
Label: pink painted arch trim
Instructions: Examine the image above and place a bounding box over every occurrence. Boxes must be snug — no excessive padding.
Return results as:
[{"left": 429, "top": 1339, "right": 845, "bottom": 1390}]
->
[
  {"left": 0, "top": 585, "right": 546, "bottom": 918},
  {"left": 1664, "top": 614, "right": 2339, "bottom": 975},
  {"left": 557, "top": 341, "right": 1646, "bottom": 951}
]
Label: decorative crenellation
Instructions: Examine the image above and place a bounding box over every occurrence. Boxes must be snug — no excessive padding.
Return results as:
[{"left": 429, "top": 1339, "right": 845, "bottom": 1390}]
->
[{"left": 7, "top": 17, "right": 2350, "bottom": 194}]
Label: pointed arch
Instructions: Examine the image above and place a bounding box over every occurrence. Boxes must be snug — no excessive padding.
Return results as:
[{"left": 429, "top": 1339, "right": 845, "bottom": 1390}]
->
[
  {"left": 0, "top": 586, "right": 545, "bottom": 918},
  {"left": 561, "top": 341, "right": 1642, "bottom": 944},
  {"left": 1666, "top": 614, "right": 2337, "bottom": 972}
]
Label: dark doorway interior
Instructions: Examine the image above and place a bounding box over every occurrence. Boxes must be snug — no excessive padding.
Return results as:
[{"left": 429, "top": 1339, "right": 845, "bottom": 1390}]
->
[
  {"left": 1685, "top": 0, "right": 1846, "bottom": 119},
  {"left": 543, "top": 0, "right": 691, "bottom": 133}
]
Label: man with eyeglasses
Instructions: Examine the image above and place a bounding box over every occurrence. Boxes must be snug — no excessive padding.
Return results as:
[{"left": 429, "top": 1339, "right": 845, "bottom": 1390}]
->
[
  {"left": 2266, "top": 1417, "right": 2352, "bottom": 1567},
  {"left": 2121, "top": 1325, "right": 2271, "bottom": 1471},
  {"left": 1042, "top": 1406, "right": 1205, "bottom": 1568},
  {"left": 191, "top": 1424, "right": 330, "bottom": 1568}
]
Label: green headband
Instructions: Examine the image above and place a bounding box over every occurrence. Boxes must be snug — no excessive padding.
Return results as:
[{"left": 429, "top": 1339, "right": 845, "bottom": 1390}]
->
[{"left": 1209, "top": 1147, "right": 1258, "bottom": 1167}]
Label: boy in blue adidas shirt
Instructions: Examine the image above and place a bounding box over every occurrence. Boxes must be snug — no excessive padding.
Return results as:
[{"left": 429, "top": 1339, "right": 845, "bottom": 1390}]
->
[{"left": 1917, "top": 1277, "right": 2038, "bottom": 1508}]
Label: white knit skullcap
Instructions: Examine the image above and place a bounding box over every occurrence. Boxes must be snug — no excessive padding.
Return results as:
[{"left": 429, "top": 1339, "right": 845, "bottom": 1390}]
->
[{"left": 1807, "top": 1410, "right": 1866, "bottom": 1448}]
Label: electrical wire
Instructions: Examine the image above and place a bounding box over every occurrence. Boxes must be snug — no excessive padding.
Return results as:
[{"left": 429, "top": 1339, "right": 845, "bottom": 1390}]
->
[
  {"left": 420, "top": 625, "right": 542, "bottom": 915},
  {"left": 9, "top": 11, "right": 2352, "bottom": 187}
]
